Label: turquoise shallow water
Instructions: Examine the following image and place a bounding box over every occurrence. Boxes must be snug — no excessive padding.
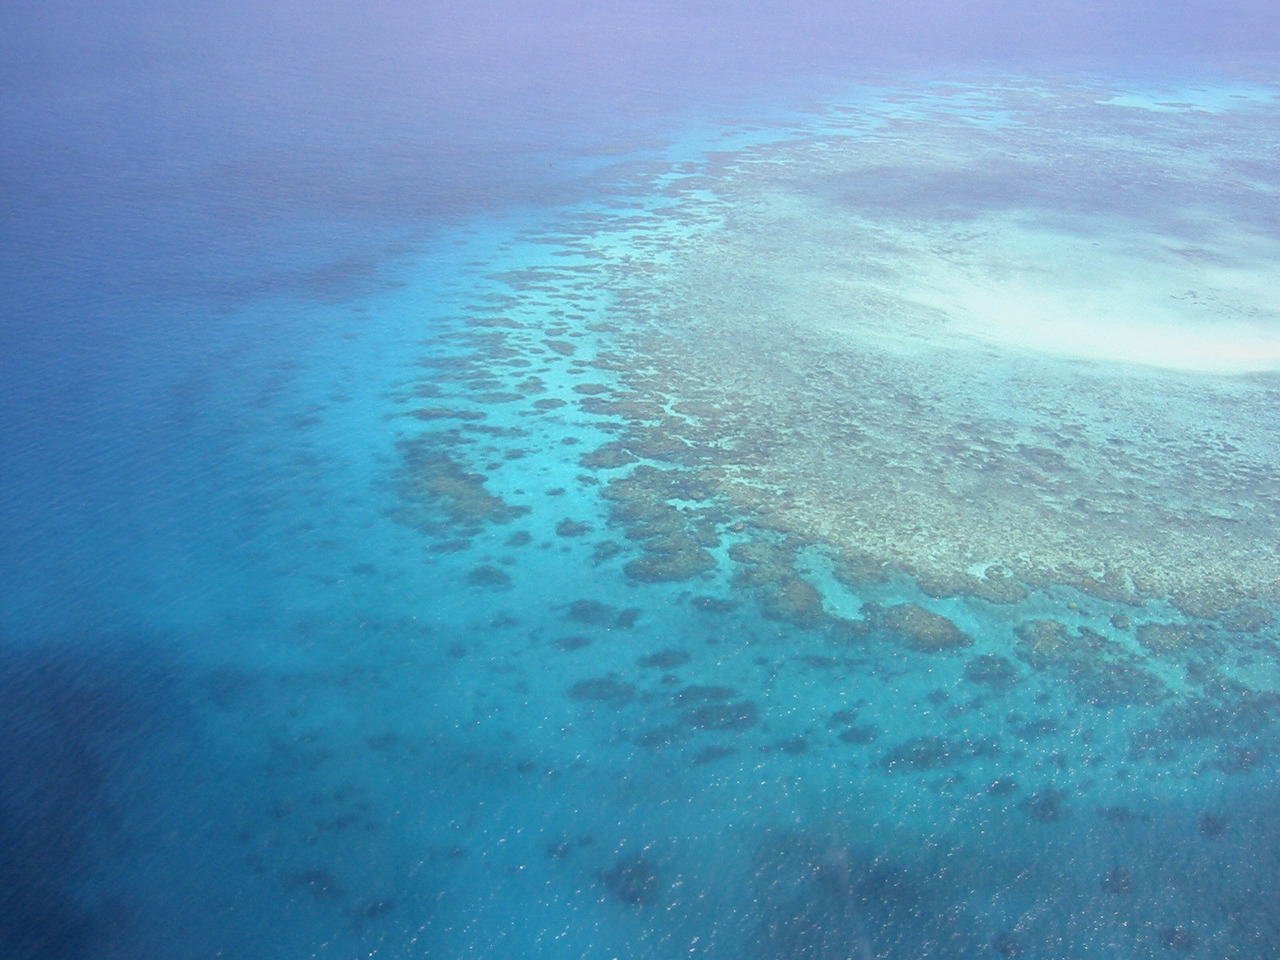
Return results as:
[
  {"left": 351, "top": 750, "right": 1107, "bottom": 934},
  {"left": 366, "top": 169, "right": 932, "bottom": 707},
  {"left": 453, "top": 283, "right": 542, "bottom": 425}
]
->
[{"left": 4, "top": 69, "right": 1280, "bottom": 960}]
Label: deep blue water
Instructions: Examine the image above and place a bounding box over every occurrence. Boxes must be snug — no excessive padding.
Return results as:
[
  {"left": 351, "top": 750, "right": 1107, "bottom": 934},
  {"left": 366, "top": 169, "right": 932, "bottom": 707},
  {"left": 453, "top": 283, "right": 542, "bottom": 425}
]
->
[{"left": 5, "top": 4, "right": 1280, "bottom": 959}]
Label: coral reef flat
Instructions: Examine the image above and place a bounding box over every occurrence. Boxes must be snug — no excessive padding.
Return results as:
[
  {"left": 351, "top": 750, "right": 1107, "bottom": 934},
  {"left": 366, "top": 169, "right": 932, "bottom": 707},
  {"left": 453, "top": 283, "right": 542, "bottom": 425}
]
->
[{"left": 563, "top": 76, "right": 1280, "bottom": 617}]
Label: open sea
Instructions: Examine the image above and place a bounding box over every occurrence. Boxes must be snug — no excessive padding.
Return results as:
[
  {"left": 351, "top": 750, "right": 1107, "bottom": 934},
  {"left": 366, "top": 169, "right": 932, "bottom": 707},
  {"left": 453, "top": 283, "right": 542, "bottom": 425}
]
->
[{"left": 4, "top": 3, "right": 1280, "bottom": 958}]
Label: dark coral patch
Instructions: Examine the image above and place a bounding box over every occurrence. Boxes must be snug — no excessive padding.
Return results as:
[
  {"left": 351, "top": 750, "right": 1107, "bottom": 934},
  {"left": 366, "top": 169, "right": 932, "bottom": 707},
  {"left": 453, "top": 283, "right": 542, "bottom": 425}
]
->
[
  {"left": 1024, "top": 786, "right": 1068, "bottom": 822},
  {"left": 756, "top": 575, "right": 827, "bottom": 627},
  {"left": 363, "top": 899, "right": 396, "bottom": 918},
  {"left": 918, "top": 566, "right": 1029, "bottom": 604},
  {"left": 683, "top": 701, "right": 759, "bottom": 731},
  {"left": 1220, "top": 604, "right": 1273, "bottom": 634},
  {"left": 1210, "top": 745, "right": 1266, "bottom": 773},
  {"left": 567, "top": 678, "right": 636, "bottom": 705},
  {"left": 580, "top": 443, "right": 638, "bottom": 470},
  {"left": 1101, "top": 866, "right": 1133, "bottom": 896},
  {"left": 566, "top": 599, "right": 640, "bottom": 628},
  {"left": 865, "top": 602, "right": 972, "bottom": 652},
  {"left": 545, "top": 339, "right": 577, "bottom": 357},
  {"left": 637, "top": 650, "right": 692, "bottom": 670},
  {"left": 964, "top": 654, "right": 1022, "bottom": 689},
  {"left": 1013, "top": 619, "right": 1075, "bottom": 666},
  {"left": 987, "top": 776, "right": 1018, "bottom": 796},
  {"left": 286, "top": 869, "right": 346, "bottom": 901},
  {"left": 624, "top": 547, "right": 715, "bottom": 583},
  {"left": 991, "top": 932, "right": 1025, "bottom": 957},
  {"left": 598, "top": 855, "right": 660, "bottom": 907},
  {"left": 1197, "top": 811, "right": 1228, "bottom": 838},
  {"left": 691, "top": 595, "right": 738, "bottom": 613},
  {"left": 408, "top": 407, "right": 487, "bottom": 421},
  {"left": 630, "top": 724, "right": 687, "bottom": 748},
  {"left": 1013, "top": 717, "right": 1060, "bottom": 740},
  {"left": 837, "top": 724, "right": 880, "bottom": 745},
  {"left": 672, "top": 685, "right": 736, "bottom": 705},
  {"left": 546, "top": 840, "right": 574, "bottom": 860},
  {"left": 590, "top": 541, "right": 625, "bottom": 565},
  {"left": 1130, "top": 689, "right": 1280, "bottom": 761},
  {"left": 827, "top": 708, "right": 861, "bottom": 727},
  {"left": 880, "top": 735, "right": 998, "bottom": 772},
  {"left": 394, "top": 445, "right": 531, "bottom": 535},
  {"left": 832, "top": 550, "right": 893, "bottom": 587},
  {"left": 763, "top": 736, "right": 809, "bottom": 755},
  {"left": 1159, "top": 927, "right": 1199, "bottom": 952},
  {"left": 1096, "top": 805, "right": 1147, "bottom": 824},
  {"left": 692, "top": 745, "right": 738, "bottom": 765},
  {"left": 1015, "top": 619, "right": 1167, "bottom": 707},
  {"left": 471, "top": 391, "right": 524, "bottom": 404},
  {"left": 1135, "top": 622, "right": 1218, "bottom": 660},
  {"left": 466, "top": 565, "right": 512, "bottom": 588},
  {"left": 616, "top": 608, "right": 643, "bottom": 628},
  {"left": 568, "top": 599, "right": 613, "bottom": 624}
]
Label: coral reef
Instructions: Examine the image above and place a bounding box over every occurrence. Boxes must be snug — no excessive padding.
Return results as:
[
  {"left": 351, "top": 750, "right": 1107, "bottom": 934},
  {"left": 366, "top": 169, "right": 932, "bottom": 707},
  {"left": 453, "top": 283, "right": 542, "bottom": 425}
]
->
[
  {"left": 865, "top": 602, "right": 972, "bottom": 653},
  {"left": 1014, "top": 620, "right": 1167, "bottom": 707},
  {"left": 393, "top": 442, "right": 529, "bottom": 536}
]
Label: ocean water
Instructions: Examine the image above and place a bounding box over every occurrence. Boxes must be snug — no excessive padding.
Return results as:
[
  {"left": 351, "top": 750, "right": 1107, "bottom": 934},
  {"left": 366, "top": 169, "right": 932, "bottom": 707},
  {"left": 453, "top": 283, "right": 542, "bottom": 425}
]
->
[{"left": 5, "top": 5, "right": 1280, "bottom": 960}]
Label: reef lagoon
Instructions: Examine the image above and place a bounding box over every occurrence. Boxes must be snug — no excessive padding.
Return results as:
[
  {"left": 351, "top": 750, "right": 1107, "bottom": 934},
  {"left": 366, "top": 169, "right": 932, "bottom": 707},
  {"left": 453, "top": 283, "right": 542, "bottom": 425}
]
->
[{"left": 4, "top": 12, "right": 1280, "bottom": 960}]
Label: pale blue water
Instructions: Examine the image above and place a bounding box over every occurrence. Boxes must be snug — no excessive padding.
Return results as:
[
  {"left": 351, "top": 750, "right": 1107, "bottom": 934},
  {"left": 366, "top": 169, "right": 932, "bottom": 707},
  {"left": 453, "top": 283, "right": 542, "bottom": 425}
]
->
[{"left": 5, "top": 6, "right": 1280, "bottom": 959}]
